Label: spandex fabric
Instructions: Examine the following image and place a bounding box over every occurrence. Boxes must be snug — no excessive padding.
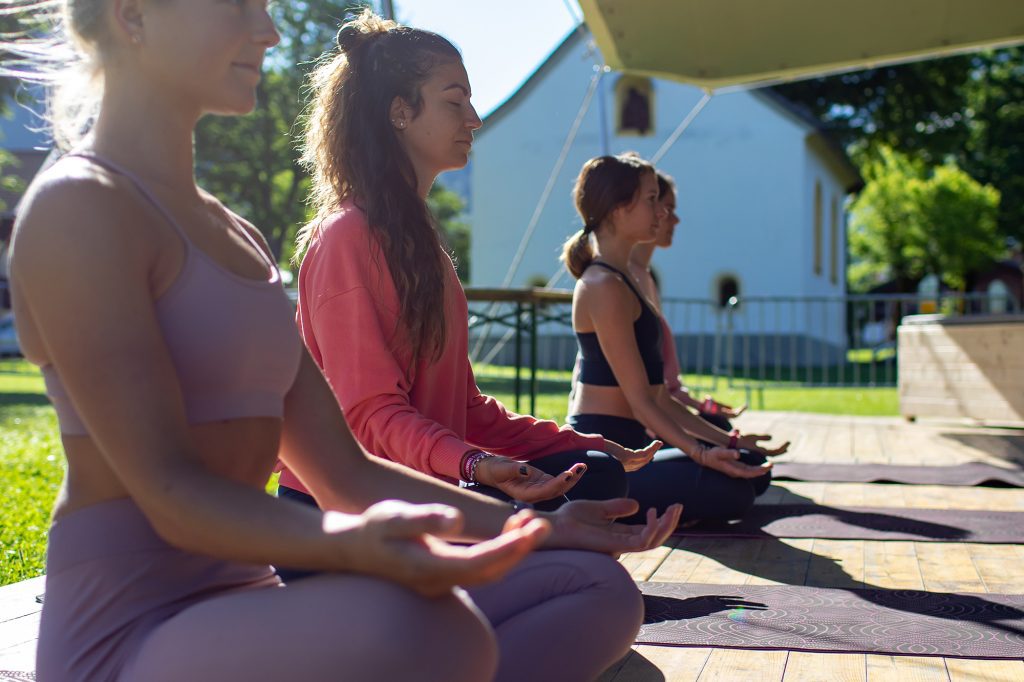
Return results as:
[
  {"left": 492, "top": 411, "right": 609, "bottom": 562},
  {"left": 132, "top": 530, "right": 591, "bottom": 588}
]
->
[
  {"left": 37, "top": 498, "right": 280, "bottom": 681},
  {"left": 38, "top": 153, "right": 303, "bottom": 435},
  {"left": 568, "top": 414, "right": 771, "bottom": 524},
  {"left": 576, "top": 261, "right": 663, "bottom": 387},
  {"left": 272, "top": 487, "right": 644, "bottom": 682}
]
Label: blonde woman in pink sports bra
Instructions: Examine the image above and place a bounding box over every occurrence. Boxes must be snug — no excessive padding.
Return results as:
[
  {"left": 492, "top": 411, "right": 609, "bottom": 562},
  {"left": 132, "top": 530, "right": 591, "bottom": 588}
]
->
[{"left": 5, "top": 1, "right": 680, "bottom": 681}]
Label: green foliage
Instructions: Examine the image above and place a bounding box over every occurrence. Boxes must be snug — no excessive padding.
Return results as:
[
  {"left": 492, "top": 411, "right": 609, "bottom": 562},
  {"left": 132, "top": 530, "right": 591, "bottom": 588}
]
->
[
  {"left": 775, "top": 47, "right": 1024, "bottom": 245},
  {"left": 195, "top": 1, "right": 366, "bottom": 264},
  {"left": 429, "top": 183, "right": 472, "bottom": 282},
  {"left": 961, "top": 50, "right": 1024, "bottom": 244},
  {"left": 849, "top": 146, "right": 1001, "bottom": 292},
  {"left": 0, "top": 361, "right": 61, "bottom": 585}
]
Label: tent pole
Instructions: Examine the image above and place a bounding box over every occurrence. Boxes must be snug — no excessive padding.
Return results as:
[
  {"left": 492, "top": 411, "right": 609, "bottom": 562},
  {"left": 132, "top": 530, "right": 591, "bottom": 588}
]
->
[{"left": 651, "top": 90, "right": 712, "bottom": 165}]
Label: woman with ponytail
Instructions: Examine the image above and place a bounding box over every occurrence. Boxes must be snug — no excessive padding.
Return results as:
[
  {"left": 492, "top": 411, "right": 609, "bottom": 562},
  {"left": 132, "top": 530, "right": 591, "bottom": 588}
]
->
[
  {"left": 626, "top": 171, "right": 791, "bottom": 453},
  {"left": 564, "top": 154, "right": 775, "bottom": 525},
  {"left": 5, "top": 2, "right": 677, "bottom": 680},
  {"left": 282, "top": 9, "right": 660, "bottom": 517}
]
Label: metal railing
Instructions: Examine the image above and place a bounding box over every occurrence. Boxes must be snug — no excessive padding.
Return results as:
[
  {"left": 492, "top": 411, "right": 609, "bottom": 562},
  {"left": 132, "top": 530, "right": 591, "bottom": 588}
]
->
[{"left": 466, "top": 287, "right": 1020, "bottom": 410}]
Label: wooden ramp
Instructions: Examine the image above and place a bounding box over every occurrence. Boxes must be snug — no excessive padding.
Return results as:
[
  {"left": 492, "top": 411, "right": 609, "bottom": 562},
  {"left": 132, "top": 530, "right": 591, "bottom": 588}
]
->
[{"left": 3, "top": 412, "right": 1024, "bottom": 680}]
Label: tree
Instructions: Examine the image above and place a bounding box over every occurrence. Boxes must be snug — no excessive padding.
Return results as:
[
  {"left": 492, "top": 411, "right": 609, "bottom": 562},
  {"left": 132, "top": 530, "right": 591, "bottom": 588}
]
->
[
  {"left": 195, "top": 1, "right": 363, "bottom": 264},
  {"left": 961, "top": 49, "right": 1024, "bottom": 244},
  {"left": 774, "top": 48, "right": 1024, "bottom": 244},
  {"left": 849, "top": 146, "right": 1001, "bottom": 292},
  {"left": 429, "top": 183, "right": 471, "bottom": 282}
]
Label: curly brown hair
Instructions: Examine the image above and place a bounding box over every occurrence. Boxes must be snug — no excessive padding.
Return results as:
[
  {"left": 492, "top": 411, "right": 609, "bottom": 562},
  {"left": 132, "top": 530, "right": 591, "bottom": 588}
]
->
[{"left": 296, "top": 9, "right": 461, "bottom": 363}]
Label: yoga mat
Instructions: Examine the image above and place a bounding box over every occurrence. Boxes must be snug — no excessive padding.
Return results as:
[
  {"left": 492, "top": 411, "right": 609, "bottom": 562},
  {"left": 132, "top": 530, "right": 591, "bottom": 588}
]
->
[
  {"left": 638, "top": 582, "right": 1024, "bottom": 658},
  {"left": 773, "top": 462, "right": 1024, "bottom": 488},
  {"left": 676, "top": 505, "right": 1024, "bottom": 543},
  {"left": 0, "top": 673, "right": 34, "bottom": 682}
]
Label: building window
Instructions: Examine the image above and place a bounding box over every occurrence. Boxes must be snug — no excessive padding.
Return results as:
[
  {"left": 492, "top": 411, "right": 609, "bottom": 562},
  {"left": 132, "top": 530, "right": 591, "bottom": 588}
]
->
[
  {"left": 813, "top": 181, "right": 822, "bottom": 276},
  {"left": 829, "top": 195, "right": 839, "bottom": 285},
  {"left": 988, "top": 280, "right": 1010, "bottom": 314},
  {"left": 615, "top": 76, "right": 654, "bottom": 137},
  {"left": 717, "top": 275, "right": 740, "bottom": 309}
]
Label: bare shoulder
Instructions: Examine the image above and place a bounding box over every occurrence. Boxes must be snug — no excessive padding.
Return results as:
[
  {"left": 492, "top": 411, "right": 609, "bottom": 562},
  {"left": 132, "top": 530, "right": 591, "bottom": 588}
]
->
[
  {"left": 11, "top": 159, "right": 158, "bottom": 281},
  {"left": 219, "top": 203, "right": 273, "bottom": 254},
  {"left": 578, "top": 264, "right": 634, "bottom": 306}
]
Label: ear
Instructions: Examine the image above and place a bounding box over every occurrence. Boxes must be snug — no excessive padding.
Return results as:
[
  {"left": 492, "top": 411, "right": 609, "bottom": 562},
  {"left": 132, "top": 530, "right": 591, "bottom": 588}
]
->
[
  {"left": 388, "top": 96, "right": 411, "bottom": 131},
  {"left": 112, "top": 0, "right": 146, "bottom": 45}
]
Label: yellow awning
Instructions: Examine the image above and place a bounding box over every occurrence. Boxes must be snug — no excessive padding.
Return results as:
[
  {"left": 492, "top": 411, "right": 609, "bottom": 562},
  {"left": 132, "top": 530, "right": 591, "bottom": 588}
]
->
[{"left": 579, "top": 0, "right": 1024, "bottom": 89}]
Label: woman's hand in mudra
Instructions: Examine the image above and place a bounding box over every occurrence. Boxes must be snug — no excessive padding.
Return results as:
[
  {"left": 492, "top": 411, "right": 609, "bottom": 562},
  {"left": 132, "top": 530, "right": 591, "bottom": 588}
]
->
[
  {"left": 475, "top": 456, "right": 586, "bottom": 503},
  {"left": 327, "top": 501, "right": 549, "bottom": 597},
  {"left": 603, "top": 439, "right": 661, "bottom": 472},
  {"left": 737, "top": 433, "right": 791, "bottom": 457},
  {"left": 694, "top": 445, "right": 772, "bottom": 479}
]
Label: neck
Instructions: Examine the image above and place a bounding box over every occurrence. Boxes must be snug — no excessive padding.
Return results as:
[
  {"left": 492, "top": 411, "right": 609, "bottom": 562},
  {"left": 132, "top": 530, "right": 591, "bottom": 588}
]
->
[
  {"left": 88, "top": 72, "right": 201, "bottom": 198},
  {"left": 593, "top": 225, "right": 638, "bottom": 272},
  {"left": 631, "top": 242, "right": 656, "bottom": 269},
  {"left": 412, "top": 161, "right": 438, "bottom": 200}
]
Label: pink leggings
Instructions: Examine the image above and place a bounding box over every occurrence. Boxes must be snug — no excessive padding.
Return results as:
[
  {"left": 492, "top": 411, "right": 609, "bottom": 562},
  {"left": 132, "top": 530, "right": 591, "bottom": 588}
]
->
[{"left": 38, "top": 499, "right": 641, "bottom": 681}]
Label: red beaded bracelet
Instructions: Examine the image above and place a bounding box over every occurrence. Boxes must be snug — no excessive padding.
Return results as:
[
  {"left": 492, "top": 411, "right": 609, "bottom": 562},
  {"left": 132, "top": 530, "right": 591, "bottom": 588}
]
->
[{"left": 728, "top": 430, "right": 740, "bottom": 449}]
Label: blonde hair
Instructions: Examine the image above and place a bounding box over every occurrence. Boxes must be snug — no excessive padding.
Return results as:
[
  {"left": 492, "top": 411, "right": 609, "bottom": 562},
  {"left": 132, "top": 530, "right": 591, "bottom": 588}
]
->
[{"left": 1, "top": 0, "right": 115, "bottom": 149}]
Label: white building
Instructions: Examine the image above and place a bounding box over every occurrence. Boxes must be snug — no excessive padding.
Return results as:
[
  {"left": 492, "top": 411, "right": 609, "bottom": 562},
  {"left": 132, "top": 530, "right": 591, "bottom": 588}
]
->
[{"left": 466, "top": 29, "right": 861, "bottom": 369}]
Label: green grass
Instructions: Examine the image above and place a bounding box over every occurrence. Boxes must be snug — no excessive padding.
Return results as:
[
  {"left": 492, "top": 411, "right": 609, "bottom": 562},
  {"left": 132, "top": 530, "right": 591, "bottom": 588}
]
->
[
  {"left": 473, "top": 363, "right": 899, "bottom": 422},
  {"left": 0, "top": 360, "right": 62, "bottom": 586},
  {"left": 0, "top": 357, "right": 896, "bottom": 587}
]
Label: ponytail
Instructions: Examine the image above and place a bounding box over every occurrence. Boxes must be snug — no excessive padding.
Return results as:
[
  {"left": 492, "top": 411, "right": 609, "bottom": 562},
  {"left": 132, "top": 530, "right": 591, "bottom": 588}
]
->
[{"left": 560, "top": 227, "right": 595, "bottom": 280}]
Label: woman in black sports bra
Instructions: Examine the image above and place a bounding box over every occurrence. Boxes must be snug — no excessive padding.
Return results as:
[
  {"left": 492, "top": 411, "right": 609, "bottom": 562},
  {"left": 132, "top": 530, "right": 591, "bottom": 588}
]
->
[{"left": 563, "top": 154, "right": 773, "bottom": 524}]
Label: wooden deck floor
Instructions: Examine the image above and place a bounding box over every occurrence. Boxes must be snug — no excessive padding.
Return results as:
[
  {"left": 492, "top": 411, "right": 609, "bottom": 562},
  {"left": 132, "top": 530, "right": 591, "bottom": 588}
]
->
[{"left": 3, "top": 412, "right": 1024, "bottom": 680}]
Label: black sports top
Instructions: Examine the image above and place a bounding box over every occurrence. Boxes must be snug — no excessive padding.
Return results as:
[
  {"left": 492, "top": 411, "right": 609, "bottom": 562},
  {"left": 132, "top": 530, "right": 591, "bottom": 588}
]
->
[{"left": 576, "top": 261, "right": 663, "bottom": 387}]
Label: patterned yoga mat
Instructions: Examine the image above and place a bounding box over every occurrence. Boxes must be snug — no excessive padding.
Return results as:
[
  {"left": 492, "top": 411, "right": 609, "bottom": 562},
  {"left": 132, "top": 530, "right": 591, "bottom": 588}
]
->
[
  {"left": 0, "top": 673, "right": 34, "bottom": 682},
  {"left": 772, "top": 462, "right": 1024, "bottom": 488},
  {"left": 676, "top": 505, "right": 1024, "bottom": 543},
  {"left": 638, "top": 582, "right": 1024, "bottom": 658}
]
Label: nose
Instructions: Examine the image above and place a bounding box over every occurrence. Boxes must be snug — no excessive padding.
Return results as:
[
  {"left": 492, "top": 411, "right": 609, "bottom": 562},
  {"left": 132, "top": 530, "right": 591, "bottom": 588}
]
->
[
  {"left": 253, "top": 6, "right": 281, "bottom": 48},
  {"left": 467, "top": 103, "right": 483, "bottom": 131}
]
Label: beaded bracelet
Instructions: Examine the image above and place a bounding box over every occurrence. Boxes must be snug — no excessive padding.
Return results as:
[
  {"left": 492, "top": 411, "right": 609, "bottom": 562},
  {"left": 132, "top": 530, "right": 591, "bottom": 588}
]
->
[
  {"left": 461, "top": 451, "right": 494, "bottom": 483},
  {"left": 728, "top": 429, "right": 740, "bottom": 450}
]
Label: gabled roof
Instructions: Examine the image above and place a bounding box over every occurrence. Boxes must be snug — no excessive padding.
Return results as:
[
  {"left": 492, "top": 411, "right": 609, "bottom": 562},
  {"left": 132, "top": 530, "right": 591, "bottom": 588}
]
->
[{"left": 482, "top": 25, "right": 862, "bottom": 192}]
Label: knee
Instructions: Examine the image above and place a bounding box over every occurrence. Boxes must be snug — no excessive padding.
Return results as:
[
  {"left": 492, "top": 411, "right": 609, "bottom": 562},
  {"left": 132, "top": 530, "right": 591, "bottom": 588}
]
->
[
  {"left": 400, "top": 591, "right": 498, "bottom": 682},
  {"left": 577, "top": 451, "right": 628, "bottom": 499},
  {"left": 574, "top": 553, "right": 644, "bottom": 644}
]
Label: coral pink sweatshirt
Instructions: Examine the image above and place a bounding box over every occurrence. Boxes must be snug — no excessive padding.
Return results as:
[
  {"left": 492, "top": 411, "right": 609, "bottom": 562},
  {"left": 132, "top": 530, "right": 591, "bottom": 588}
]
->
[{"left": 278, "top": 203, "right": 605, "bottom": 492}]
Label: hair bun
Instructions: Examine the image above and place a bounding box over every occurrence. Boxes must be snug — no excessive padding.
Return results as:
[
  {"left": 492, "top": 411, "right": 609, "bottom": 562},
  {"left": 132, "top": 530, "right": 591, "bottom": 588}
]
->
[{"left": 335, "top": 24, "right": 364, "bottom": 53}]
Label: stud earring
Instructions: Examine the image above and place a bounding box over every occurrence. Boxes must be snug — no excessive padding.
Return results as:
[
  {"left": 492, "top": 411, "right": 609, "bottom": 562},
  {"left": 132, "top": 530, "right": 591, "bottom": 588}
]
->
[{"left": 130, "top": 33, "right": 142, "bottom": 45}]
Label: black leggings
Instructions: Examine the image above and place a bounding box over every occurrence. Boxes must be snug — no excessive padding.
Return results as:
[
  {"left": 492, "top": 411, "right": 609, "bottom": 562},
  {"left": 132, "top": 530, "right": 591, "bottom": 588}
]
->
[
  {"left": 568, "top": 414, "right": 771, "bottom": 524},
  {"left": 463, "top": 449, "right": 628, "bottom": 511}
]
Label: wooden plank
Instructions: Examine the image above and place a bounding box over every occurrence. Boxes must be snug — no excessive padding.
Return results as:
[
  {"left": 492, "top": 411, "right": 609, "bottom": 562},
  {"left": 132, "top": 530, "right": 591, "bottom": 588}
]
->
[
  {"left": 697, "top": 648, "right": 787, "bottom": 682},
  {"left": 0, "top": 638, "right": 36, "bottom": 671},
  {"left": 914, "top": 542, "right": 987, "bottom": 593},
  {"left": 865, "top": 655, "right": 950, "bottom": 682},
  {"left": 620, "top": 541, "right": 678, "bottom": 581},
  {"left": 783, "top": 652, "right": 866, "bottom": 682},
  {"left": 945, "top": 658, "right": 1024, "bottom": 682},
  {"left": 863, "top": 542, "right": 925, "bottom": 590},
  {"left": 805, "top": 539, "right": 866, "bottom": 589},
  {"left": 607, "top": 647, "right": 714, "bottom": 682}
]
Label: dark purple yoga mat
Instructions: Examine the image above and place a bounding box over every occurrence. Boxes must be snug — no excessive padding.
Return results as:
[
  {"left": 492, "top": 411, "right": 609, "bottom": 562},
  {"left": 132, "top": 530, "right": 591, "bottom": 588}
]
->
[
  {"left": 638, "top": 582, "right": 1024, "bottom": 658},
  {"left": 0, "top": 673, "right": 34, "bottom": 682},
  {"left": 773, "top": 462, "right": 1024, "bottom": 488},
  {"left": 676, "top": 505, "right": 1024, "bottom": 543}
]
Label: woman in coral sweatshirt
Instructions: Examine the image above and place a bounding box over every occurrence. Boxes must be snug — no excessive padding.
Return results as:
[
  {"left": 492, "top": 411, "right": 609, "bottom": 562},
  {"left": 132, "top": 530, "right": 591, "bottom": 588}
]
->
[{"left": 276, "top": 13, "right": 659, "bottom": 515}]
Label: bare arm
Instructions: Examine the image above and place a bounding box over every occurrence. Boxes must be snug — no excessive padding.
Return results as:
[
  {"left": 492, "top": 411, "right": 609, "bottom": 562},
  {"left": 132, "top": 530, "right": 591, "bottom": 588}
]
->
[
  {"left": 11, "top": 178, "right": 365, "bottom": 571},
  {"left": 581, "top": 275, "right": 703, "bottom": 457}
]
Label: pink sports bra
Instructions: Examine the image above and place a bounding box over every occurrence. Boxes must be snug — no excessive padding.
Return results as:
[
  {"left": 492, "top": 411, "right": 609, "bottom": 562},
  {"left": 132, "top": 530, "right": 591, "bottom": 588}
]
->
[{"left": 40, "top": 152, "right": 303, "bottom": 436}]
